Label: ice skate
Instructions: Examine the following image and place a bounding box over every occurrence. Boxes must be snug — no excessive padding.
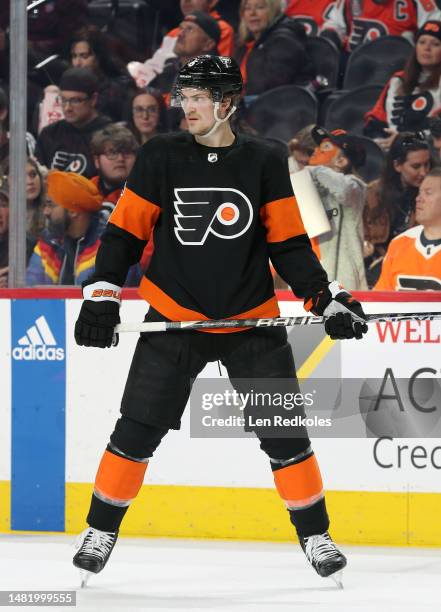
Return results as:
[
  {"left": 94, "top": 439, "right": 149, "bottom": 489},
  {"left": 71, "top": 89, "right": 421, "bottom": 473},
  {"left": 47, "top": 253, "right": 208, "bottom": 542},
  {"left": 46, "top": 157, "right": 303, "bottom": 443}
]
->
[
  {"left": 73, "top": 527, "right": 118, "bottom": 587},
  {"left": 299, "top": 531, "right": 347, "bottom": 588}
]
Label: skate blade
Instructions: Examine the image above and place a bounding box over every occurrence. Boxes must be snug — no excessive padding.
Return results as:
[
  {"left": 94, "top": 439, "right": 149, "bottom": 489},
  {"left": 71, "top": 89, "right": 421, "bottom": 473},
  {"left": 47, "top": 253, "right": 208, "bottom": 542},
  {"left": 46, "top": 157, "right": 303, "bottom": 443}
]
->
[
  {"left": 80, "top": 570, "right": 93, "bottom": 588},
  {"left": 329, "top": 570, "right": 344, "bottom": 589}
]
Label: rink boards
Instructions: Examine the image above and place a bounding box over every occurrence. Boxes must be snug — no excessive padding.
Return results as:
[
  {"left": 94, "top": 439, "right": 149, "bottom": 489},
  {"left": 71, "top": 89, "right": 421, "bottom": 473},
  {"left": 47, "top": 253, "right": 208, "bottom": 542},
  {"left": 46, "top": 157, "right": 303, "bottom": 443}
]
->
[{"left": 1, "top": 290, "right": 441, "bottom": 546}]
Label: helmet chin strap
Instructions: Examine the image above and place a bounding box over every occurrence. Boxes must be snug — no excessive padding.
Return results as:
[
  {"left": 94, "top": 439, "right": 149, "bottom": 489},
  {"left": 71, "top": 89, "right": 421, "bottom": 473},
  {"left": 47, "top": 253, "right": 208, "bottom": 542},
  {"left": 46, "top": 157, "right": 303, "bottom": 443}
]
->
[{"left": 197, "top": 101, "right": 237, "bottom": 139}]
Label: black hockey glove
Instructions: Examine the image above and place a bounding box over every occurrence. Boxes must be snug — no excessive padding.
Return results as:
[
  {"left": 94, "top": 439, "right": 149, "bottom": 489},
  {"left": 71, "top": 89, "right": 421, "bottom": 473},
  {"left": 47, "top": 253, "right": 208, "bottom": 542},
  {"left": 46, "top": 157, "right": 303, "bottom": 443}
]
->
[
  {"left": 75, "top": 282, "right": 121, "bottom": 348},
  {"left": 305, "top": 281, "right": 368, "bottom": 340}
]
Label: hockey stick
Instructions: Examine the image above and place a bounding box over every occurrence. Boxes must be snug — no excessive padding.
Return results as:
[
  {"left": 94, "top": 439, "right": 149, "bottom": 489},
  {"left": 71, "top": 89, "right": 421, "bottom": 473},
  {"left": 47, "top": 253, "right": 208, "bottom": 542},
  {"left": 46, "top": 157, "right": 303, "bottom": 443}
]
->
[{"left": 114, "top": 311, "right": 441, "bottom": 334}]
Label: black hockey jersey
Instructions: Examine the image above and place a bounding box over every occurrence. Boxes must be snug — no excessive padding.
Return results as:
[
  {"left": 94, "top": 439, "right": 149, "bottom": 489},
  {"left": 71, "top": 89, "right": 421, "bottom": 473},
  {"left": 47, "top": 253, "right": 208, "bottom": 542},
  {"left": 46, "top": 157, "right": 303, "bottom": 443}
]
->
[{"left": 91, "top": 132, "right": 329, "bottom": 324}]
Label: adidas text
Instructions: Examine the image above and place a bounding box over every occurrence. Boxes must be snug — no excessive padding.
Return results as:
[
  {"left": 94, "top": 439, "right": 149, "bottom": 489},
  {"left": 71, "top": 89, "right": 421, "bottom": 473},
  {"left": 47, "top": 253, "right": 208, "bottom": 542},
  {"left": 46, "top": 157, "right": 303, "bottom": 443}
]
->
[{"left": 12, "top": 346, "right": 65, "bottom": 361}]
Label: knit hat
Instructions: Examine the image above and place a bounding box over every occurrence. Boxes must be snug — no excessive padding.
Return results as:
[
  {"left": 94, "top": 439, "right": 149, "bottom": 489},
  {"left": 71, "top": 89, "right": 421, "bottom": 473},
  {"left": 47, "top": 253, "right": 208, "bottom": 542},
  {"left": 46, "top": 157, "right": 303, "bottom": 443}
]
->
[
  {"left": 312, "top": 126, "right": 366, "bottom": 169},
  {"left": 59, "top": 67, "right": 99, "bottom": 95},
  {"left": 183, "top": 11, "right": 221, "bottom": 45},
  {"left": 47, "top": 170, "right": 103, "bottom": 213},
  {"left": 416, "top": 20, "right": 441, "bottom": 43}
]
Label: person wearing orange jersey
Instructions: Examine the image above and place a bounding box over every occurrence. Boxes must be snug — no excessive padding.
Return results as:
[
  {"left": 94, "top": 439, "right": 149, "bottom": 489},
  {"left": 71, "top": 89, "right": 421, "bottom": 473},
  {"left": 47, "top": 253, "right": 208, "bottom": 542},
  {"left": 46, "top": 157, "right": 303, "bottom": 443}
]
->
[
  {"left": 285, "top": 0, "right": 336, "bottom": 35},
  {"left": 321, "top": 0, "right": 441, "bottom": 51},
  {"left": 375, "top": 166, "right": 441, "bottom": 290}
]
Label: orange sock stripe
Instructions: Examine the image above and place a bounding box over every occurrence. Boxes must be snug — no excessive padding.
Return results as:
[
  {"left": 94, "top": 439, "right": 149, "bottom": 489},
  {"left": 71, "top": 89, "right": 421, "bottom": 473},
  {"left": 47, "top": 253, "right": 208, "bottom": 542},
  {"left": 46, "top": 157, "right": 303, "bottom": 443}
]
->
[
  {"left": 94, "top": 450, "right": 148, "bottom": 503},
  {"left": 273, "top": 454, "right": 323, "bottom": 509}
]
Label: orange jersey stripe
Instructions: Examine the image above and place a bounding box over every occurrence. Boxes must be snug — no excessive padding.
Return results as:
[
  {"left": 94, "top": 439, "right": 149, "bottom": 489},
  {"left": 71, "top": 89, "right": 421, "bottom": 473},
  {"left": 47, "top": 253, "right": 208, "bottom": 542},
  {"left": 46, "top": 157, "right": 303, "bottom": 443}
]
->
[
  {"left": 260, "top": 196, "right": 306, "bottom": 243},
  {"left": 273, "top": 454, "right": 323, "bottom": 508},
  {"left": 94, "top": 450, "right": 148, "bottom": 504},
  {"left": 109, "top": 187, "right": 161, "bottom": 241},
  {"left": 138, "top": 276, "right": 280, "bottom": 333}
]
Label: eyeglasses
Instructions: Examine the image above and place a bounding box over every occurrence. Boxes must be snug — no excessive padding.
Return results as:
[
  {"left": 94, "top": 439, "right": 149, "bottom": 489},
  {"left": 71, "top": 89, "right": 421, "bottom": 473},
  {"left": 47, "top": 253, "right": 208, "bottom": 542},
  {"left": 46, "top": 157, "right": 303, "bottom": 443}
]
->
[
  {"left": 133, "top": 105, "right": 159, "bottom": 116},
  {"left": 60, "top": 95, "right": 90, "bottom": 106},
  {"left": 101, "top": 149, "right": 136, "bottom": 160}
]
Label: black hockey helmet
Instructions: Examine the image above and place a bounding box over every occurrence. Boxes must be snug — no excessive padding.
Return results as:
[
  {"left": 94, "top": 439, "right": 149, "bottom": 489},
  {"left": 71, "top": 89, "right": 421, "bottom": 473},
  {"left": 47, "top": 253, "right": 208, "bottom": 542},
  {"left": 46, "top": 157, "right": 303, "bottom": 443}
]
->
[{"left": 172, "top": 55, "right": 243, "bottom": 104}]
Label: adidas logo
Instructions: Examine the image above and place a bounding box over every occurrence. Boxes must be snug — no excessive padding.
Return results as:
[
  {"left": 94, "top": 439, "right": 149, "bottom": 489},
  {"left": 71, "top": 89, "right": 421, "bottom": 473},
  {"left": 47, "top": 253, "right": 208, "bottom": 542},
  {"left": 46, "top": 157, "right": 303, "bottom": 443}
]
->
[{"left": 12, "top": 315, "right": 65, "bottom": 361}]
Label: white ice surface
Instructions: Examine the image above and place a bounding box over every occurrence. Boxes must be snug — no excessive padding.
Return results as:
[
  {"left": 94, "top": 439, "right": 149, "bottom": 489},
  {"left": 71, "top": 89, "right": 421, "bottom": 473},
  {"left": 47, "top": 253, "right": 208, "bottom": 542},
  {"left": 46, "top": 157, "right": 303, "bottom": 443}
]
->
[{"left": 1, "top": 535, "right": 440, "bottom": 612}]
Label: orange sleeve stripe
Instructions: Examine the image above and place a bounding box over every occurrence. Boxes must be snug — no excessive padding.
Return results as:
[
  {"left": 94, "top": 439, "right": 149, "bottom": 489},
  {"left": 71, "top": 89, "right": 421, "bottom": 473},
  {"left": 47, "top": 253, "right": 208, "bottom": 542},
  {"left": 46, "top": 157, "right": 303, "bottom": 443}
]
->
[
  {"left": 108, "top": 187, "right": 161, "bottom": 241},
  {"left": 260, "top": 196, "right": 306, "bottom": 243},
  {"left": 94, "top": 450, "right": 147, "bottom": 503},
  {"left": 138, "top": 277, "right": 280, "bottom": 333},
  {"left": 273, "top": 454, "right": 323, "bottom": 506}
]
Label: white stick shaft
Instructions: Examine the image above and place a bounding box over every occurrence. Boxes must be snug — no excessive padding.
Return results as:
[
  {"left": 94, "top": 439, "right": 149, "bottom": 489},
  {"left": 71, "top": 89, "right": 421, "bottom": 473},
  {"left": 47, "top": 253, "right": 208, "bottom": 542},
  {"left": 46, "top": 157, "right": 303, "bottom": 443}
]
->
[{"left": 114, "top": 312, "right": 441, "bottom": 334}]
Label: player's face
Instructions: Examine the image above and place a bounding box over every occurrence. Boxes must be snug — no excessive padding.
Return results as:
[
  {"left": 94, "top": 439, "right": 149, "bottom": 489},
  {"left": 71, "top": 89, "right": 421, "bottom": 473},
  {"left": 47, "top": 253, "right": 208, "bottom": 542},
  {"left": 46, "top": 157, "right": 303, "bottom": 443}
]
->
[
  {"left": 132, "top": 93, "right": 160, "bottom": 138},
  {"left": 415, "top": 175, "right": 441, "bottom": 226},
  {"left": 416, "top": 35, "right": 441, "bottom": 68},
  {"left": 180, "top": 88, "right": 216, "bottom": 135},
  {"left": 394, "top": 149, "right": 431, "bottom": 188},
  {"left": 242, "top": 1, "right": 270, "bottom": 38},
  {"left": 71, "top": 41, "right": 98, "bottom": 72}
]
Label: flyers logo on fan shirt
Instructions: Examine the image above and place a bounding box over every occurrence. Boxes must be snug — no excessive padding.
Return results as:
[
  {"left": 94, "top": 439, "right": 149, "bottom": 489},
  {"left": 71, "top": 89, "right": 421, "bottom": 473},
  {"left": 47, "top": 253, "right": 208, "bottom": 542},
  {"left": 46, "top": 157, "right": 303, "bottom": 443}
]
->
[{"left": 174, "top": 188, "right": 254, "bottom": 245}]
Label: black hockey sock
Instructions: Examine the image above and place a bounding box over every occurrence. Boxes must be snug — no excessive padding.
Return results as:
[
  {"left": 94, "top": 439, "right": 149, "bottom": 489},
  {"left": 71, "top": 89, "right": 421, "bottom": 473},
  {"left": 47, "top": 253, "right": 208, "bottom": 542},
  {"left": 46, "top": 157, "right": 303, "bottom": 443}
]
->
[
  {"left": 87, "top": 493, "right": 129, "bottom": 532},
  {"left": 288, "top": 497, "right": 330, "bottom": 538}
]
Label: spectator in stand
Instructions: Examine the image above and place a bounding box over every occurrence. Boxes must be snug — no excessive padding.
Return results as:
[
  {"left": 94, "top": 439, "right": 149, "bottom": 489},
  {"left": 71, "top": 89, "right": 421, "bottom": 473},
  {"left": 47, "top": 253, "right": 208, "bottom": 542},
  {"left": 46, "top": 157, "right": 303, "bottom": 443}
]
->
[
  {"left": 0, "top": 176, "right": 8, "bottom": 287},
  {"left": 67, "top": 27, "right": 133, "bottom": 122},
  {"left": 90, "top": 124, "right": 138, "bottom": 220},
  {"left": 374, "top": 166, "right": 441, "bottom": 290},
  {"left": 235, "top": 0, "right": 313, "bottom": 96},
  {"left": 125, "top": 88, "right": 168, "bottom": 145},
  {"left": 0, "top": 86, "right": 36, "bottom": 172},
  {"left": 35, "top": 68, "right": 111, "bottom": 177},
  {"left": 288, "top": 124, "right": 316, "bottom": 172},
  {"left": 127, "top": 0, "right": 234, "bottom": 89},
  {"left": 26, "top": 158, "right": 46, "bottom": 256},
  {"left": 150, "top": 12, "right": 220, "bottom": 96},
  {"left": 306, "top": 127, "right": 368, "bottom": 290},
  {"left": 364, "top": 132, "right": 432, "bottom": 286},
  {"left": 26, "top": 171, "right": 105, "bottom": 286},
  {"left": 321, "top": 0, "right": 441, "bottom": 52},
  {"left": 428, "top": 115, "right": 441, "bottom": 158},
  {"left": 285, "top": 0, "right": 335, "bottom": 36},
  {"left": 364, "top": 21, "right": 441, "bottom": 150}
]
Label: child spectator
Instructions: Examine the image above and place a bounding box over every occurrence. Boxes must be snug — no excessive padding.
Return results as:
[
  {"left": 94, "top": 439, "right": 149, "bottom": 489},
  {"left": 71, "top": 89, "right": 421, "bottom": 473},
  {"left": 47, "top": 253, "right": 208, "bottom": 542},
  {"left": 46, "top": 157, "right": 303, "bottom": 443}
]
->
[
  {"left": 306, "top": 126, "right": 368, "bottom": 290},
  {"left": 35, "top": 68, "right": 111, "bottom": 177},
  {"left": 90, "top": 124, "right": 138, "bottom": 220},
  {"left": 125, "top": 88, "right": 168, "bottom": 145},
  {"left": 374, "top": 166, "right": 441, "bottom": 290},
  {"left": 236, "top": 0, "right": 313, "bottom": 96},
  {"left": 365, "top": 21, "right": 441, "bottom": 150},
  {"left": 364, "top": 132, "right": 432, "bottom": 286},
  {"left": 288, "top": 124, "right": 316, "bottom": 172}
]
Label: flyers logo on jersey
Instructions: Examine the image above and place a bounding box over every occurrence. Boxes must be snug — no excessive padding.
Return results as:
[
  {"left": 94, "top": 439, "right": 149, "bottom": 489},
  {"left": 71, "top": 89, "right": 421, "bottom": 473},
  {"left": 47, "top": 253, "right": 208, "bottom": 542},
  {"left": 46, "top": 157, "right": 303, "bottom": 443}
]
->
[{"left": 174, "top": 188, "right": 253, "bottom": 245}]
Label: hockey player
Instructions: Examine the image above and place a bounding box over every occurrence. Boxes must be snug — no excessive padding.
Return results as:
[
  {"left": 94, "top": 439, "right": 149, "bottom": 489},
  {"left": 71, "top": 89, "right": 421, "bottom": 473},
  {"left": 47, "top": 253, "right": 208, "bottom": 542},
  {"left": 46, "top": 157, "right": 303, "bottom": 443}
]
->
[{"left": 72, "top": 55, "right": 368, "bottom": 588}]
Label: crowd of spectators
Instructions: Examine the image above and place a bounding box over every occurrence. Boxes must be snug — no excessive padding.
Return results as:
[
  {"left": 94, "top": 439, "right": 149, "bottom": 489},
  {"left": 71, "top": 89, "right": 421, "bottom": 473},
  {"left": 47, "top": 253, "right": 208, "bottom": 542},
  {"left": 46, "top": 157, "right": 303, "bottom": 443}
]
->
[{"left": 1, "top": 0, "right": 441, "bottom": 292}]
